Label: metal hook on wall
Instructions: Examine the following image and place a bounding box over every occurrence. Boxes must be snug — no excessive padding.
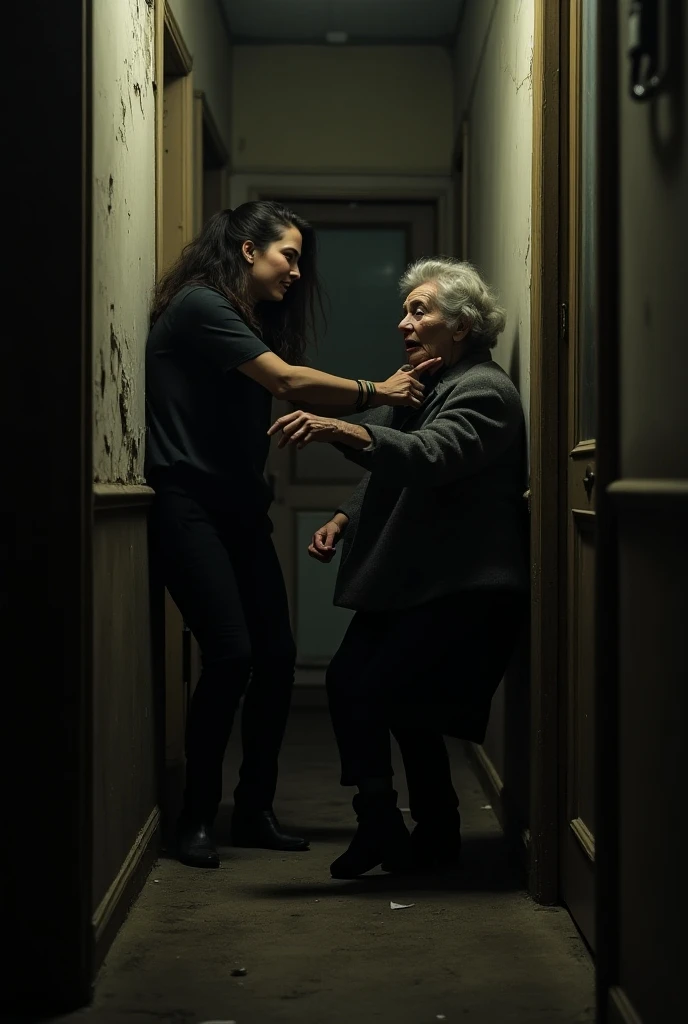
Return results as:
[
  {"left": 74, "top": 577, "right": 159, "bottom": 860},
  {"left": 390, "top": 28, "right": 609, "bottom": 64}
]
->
[{"left": 628, "top": 0, "right": 667, "bottom": 101}]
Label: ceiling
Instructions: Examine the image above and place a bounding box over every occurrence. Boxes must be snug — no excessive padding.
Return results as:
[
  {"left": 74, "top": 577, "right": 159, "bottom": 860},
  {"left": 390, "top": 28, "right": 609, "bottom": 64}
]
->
[{"left": 221, "top": 0, "right": 465, "bottom": 44}]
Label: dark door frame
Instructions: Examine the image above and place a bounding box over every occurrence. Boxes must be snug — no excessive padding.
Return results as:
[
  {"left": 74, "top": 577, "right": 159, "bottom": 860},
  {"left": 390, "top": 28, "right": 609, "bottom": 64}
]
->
[
  {"left": 6, "top": 0, "right": 94, "bottom": 1013},
  {"left": 594, "top": 0, "right": 620, "bottom": 1018},
  {"left": 528, "top": 0, "right": 564, "bottom": 905}
]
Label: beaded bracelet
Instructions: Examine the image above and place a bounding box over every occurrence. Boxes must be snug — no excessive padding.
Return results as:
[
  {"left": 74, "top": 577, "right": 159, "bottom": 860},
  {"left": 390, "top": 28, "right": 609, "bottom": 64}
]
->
[{"left": 355, "top": 379, "right": 377, "bottom": 412}]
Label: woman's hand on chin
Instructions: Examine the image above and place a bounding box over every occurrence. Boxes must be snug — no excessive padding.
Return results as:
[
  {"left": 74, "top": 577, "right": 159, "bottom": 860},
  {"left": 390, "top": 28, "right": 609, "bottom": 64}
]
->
[
  {"left": 268, "top": 411, "right": 372, "bottom": 450},
  {"left": 374, "top": 358, "right": 443, "bottom": 408}
]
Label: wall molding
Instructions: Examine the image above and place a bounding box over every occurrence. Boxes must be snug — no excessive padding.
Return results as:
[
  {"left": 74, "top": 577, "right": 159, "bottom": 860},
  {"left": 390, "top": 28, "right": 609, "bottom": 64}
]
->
[
  {"left": 92, "top": 807, "right": 160, "bottom": 963},
  {"left": 569, "top": 816, "right": 595, "bottom": 862},
  {"left": 163, "top": 1, "right": 193, "bottom": 76},
  {"left": 230, "top": 173, "right": 455, "bottom": 253},
  {"left": 93, "top": 484, "right": 155, "bottom": 512},
  {"left": 608, "top": 986, "right": 644, "bottom": 1024},
  {"left": 571, "top": 439, "right": 597, "bottom": 458},
  {"left": 231, "top": 167, "right": 453, "bottom": 179},
  {"left": 607, "top": 479, "right": 688, "bottom": 509},
  {"left": 231, "top": 36, "right": 457, "bottom": 48},
  {"left": 468, "top": 740, "right": 504, "bottom": 807}
]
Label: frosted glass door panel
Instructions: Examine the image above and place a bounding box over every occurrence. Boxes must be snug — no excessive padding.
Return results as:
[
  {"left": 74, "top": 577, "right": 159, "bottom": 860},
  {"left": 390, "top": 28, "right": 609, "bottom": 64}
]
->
[{"left": 295, "top": 227, "right": 408, "bottom": 483}]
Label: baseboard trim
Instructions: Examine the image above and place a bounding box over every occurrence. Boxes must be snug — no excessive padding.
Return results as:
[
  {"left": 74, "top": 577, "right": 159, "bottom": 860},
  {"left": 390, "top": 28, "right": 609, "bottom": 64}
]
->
[
  {"left": 93, "top": 484, "right": 155, "bottom": 512},
  {"left": 608, "top": 986, "right": 644, "bottom": 1024},
  {"left": 92, "top": 806, "right": 160, "bottom": 967},
  {"left": 467, "top": 741, "right": 504, "bottom": 820},
  {"left": 465, "top": 742, "right": 530, "bottom": 869},
  {"left": 607, "top": 478, "right": 688, "bottom": 510}
]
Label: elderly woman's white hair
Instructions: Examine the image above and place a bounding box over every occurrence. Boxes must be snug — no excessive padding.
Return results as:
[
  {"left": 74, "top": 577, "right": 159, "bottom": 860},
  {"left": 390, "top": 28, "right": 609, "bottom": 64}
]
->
[{"left": 399, "top": 257, "right": 506, "bottom": 350}]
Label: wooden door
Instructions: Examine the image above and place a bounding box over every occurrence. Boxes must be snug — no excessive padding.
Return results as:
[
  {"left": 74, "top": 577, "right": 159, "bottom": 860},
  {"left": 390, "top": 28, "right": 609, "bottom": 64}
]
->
[
  {"left": 560, "top": 0, "right": 598, "bottom": 948},
  {"left": 596, "top": 2, "right": 687, "bottom": 1021},
  {"left": 265, "top": 200, "right": 436, "bottom": 689}
]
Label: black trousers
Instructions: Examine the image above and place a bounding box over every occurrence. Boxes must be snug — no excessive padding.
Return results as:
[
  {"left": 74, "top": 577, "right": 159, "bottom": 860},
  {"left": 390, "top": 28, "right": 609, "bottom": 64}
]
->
[
  {"left": 326, "top": 592, "right": 524, "bottom": 821},
  {"left": 150, "top": 475, "right": 296, "bottom": 822}
]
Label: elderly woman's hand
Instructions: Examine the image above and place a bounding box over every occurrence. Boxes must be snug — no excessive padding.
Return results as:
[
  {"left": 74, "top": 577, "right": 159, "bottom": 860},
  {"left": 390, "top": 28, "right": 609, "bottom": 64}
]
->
[
  {"left": 308, "top": 514, "right": 348, "bottom": 563},
  {"left": 268, "top": 411, "right": 372, "bottom": 450},
  {"left": 268, "top": 410, "right": 341, "bottom": 449}
]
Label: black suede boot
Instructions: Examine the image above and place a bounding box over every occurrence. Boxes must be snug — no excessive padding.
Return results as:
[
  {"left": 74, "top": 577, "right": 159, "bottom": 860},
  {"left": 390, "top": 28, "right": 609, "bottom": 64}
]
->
[
  {"left": 231, "top": 808, "right": 309, "bottom": 851},
  {"left": 330, "top": 791, "right": 411, "bottom": 879},
  {"left": 382, "top": 811, "right": 462, "bottom": 873},
  {"left": 176, "top": 820, "right": 220, "bottom": 869}
]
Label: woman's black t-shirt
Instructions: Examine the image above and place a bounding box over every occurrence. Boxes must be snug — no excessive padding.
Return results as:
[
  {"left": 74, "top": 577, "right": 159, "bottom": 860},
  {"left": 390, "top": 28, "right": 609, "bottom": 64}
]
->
[{"left": 145, "top": 285, "right": 274, "bottom": 518}]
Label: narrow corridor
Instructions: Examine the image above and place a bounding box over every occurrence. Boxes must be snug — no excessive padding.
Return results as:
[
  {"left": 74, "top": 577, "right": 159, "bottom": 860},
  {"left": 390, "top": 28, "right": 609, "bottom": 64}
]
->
[
  {"left": 10, "top": 3, "right": 685, "bottom": 1019},
  {"left": 54, "top": 711, "right": 594, "bottom": 1024}
]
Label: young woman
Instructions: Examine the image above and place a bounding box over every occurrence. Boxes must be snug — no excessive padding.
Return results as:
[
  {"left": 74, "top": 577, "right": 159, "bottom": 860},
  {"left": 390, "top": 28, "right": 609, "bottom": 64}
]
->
[{"left": 146, "top": 201, "right": 437, "bottom": 869}]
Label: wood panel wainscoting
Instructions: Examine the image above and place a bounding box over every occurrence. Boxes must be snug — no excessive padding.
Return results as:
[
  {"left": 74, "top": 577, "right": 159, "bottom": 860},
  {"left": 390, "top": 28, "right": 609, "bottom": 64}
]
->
[{"left": 92, "top": 484, "right": 161, "bottom": 969}]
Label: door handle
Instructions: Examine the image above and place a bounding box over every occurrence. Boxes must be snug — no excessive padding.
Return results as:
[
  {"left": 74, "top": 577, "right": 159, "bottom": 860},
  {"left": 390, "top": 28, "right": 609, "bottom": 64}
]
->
[
  {"left": 628, "top": 0, "right": 667, "bottom": 101},
  {"left": 583, "top": 466, "right": 596, "bottom": 499}
]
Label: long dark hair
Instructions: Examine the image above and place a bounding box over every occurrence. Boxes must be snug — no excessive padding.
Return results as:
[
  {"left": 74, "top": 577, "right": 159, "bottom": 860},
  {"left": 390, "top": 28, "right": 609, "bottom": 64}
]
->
[{"left": 150, "top": 201, "right": 322, "bottom": 364}]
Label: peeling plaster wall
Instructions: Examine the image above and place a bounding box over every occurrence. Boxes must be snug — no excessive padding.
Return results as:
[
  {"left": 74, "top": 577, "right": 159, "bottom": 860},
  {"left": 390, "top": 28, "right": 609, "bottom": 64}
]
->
[
  {"left": 454, "top": 0, "right": 534, "bottom": 821},
  {"left": 166, "top": 0, "right": 233, "bottom": 152},
  {"left": 92, "top": 0, "right": 155, "bottom": 484},
  {"left": 454, "top": 0, "right": 533, "bottom": 433},
  {"left": 232, "top": 46, "right": 453, "bottom": 174}
]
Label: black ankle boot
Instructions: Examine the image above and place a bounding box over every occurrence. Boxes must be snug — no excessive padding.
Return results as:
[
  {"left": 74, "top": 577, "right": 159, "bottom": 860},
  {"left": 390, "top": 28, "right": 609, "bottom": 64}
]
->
[
  {"left": 330, "top": 791, "right": 411, "bottom": 879},
  {"left": 382, "top": 812, "right": 462, "bottom": 873},
  {"left": 176, "top": 820, "right": 220, "bottom": 869},
  {"left": 231, "top": 809, "right": 309, "bottom": 851}
]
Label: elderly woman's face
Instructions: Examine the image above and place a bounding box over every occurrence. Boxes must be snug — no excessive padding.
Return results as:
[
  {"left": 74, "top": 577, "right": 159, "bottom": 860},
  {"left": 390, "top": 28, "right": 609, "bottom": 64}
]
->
[{"left": 398, "top": 283, "right": 467, "bottom": 368}]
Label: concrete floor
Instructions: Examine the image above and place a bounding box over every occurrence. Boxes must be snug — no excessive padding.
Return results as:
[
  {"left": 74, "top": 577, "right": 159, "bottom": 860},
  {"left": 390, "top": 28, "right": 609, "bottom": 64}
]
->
[{"left": 54, "top": 709, "right": 594, "bottom": 1024}]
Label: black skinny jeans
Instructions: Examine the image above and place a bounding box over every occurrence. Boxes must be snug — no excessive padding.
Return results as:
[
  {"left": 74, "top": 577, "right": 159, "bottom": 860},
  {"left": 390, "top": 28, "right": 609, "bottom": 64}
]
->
[
  {"left": 151, "top": 474, "right": 296, "bottom": 823},
  {"left": 326, "top": 592, "right": 524, "bottom": 821}
]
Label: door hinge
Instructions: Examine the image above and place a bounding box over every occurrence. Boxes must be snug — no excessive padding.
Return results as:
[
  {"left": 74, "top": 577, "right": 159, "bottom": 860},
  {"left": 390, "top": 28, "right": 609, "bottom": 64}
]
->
[{"left": 560, "top": 302, "right": 568, "bottom": 344}]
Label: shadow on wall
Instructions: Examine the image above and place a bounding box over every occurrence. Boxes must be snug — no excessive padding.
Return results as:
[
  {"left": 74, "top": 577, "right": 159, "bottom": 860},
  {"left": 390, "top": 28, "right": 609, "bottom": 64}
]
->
[
  {"left": 509, "top": 327, "right": 521, "bottom": 394},
  {"left": 491, "top": 326, "right": 530, "bottom": 849},
  {"left": 507, "top": 327, "right": 531, "bottom": 844},
  {"left": 500, "top": 611, "right": 531, "bottom": 849}
]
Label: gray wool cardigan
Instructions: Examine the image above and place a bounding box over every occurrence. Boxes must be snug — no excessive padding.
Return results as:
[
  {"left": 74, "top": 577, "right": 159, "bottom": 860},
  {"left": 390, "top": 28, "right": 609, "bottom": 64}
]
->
[{"left": 332, "top": 350, "right": 529, "bottom": 612}]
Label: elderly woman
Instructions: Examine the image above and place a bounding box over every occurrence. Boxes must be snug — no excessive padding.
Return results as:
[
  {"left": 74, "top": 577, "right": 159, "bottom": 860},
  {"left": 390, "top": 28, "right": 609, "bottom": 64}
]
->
[{"left": 270, "top": 258, "right": 528, "bottom": 879}]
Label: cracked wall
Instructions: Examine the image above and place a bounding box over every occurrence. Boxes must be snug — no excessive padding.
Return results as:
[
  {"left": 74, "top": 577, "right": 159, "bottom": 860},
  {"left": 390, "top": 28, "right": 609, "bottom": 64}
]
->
[
  {"left": 93, "top": 0, "right": 155, "bottom": 484},
  {"left": 454, "top": 0, "right": 534, "bottom": 435}
]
